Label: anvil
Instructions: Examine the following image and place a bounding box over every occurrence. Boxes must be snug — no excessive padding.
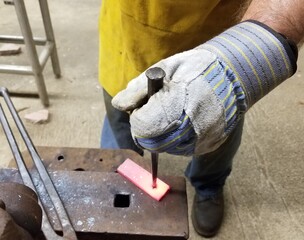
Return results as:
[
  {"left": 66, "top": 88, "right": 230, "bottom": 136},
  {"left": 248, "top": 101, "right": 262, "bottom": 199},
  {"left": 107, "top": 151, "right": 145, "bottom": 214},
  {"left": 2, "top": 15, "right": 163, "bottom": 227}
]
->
[{"left": 1, "top": 146, "right": 189, "bottom": 240}]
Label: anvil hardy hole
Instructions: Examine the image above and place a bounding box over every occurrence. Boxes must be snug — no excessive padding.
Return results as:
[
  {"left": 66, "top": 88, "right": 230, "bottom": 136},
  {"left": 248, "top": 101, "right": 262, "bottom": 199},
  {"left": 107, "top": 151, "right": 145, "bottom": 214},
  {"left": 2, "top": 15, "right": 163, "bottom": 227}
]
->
[{"left": 114, "top": 193, "right": 130, "bottom": 208}]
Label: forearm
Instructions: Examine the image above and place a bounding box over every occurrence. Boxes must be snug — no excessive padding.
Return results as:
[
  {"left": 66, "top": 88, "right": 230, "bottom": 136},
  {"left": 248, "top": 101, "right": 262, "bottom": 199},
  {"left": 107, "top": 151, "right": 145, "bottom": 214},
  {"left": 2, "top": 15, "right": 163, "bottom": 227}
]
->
[{"left": 241, "top": 0, "right": 304, "bottom": 44}]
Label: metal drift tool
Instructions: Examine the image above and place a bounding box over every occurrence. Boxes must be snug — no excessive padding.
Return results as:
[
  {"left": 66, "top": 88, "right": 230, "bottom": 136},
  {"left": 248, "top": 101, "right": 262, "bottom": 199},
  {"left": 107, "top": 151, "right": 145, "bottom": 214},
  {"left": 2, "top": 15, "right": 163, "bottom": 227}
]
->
[
  {"left": 117, "top": 67, "right": 170, "bottom": 201},
  {"left": 0, "top": 87, "right": 77, "bottom": 240},
  {"left": 145, "top": 67, "right": 166, "bottom": 188}
]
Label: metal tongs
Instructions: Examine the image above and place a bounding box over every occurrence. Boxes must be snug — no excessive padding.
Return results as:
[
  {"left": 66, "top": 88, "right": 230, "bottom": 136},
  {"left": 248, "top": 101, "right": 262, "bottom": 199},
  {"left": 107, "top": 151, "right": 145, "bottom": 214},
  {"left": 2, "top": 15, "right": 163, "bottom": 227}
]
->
[{"left": 0, "top": 87, "right": 77, "bottom": 240}]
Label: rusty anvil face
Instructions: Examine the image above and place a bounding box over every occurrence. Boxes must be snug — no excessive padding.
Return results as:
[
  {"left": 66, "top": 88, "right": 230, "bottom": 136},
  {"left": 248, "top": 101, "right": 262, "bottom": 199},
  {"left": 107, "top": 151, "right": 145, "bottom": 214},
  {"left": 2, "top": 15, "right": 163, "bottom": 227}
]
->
[{"left": 1, "top": 147, "right": 189, "bottom": 240}]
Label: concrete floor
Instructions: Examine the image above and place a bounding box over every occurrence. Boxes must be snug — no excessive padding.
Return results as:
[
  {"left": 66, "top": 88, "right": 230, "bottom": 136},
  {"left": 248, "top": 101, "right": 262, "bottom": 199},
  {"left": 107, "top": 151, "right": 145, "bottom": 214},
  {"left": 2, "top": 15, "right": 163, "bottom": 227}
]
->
[{"left": 1, "top": 1, "right": 304, "bottom": 239}]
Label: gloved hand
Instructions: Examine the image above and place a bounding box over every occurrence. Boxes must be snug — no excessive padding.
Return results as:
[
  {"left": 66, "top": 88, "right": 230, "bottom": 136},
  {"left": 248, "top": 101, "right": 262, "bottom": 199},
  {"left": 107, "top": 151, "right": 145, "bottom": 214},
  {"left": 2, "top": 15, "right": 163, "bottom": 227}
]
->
[{"left": 112, "top": 20, "right": 298, "bottom": 156}]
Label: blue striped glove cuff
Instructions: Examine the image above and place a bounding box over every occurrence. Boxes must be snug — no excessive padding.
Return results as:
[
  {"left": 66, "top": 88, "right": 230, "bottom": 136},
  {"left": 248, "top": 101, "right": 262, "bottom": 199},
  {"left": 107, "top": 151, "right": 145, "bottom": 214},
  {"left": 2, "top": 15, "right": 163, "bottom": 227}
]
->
[
  {"left": 201, "top": 20, "right": 298, "bottom": 109},
  {"left": 202, "top": 60, "right": 246, "bottom": 133}
]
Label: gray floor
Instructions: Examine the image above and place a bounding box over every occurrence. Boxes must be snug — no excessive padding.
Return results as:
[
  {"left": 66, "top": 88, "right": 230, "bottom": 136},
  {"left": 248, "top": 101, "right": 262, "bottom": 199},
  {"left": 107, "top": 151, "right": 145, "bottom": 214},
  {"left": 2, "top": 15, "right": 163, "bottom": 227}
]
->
[{"left": 1, "top": 1, "right": 304, "bottom": 239}]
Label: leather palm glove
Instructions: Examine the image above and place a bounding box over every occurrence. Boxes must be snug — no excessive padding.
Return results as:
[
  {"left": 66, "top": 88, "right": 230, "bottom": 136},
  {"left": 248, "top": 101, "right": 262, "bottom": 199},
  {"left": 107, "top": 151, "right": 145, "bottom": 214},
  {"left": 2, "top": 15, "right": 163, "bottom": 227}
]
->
[{"left": 112, "top": 20, "right": 298, "bottom": 156}]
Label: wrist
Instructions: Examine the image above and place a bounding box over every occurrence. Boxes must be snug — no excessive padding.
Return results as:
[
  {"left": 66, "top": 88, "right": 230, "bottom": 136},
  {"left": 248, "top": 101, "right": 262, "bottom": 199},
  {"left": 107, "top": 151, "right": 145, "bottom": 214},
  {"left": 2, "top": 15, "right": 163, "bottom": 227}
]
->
[
  {"left": 200, "top": 20, "right": 298, "bottom": 109},
  {"left": 240, "top": 1, "right": 304, "bottom": 45},
  {"left": 247, "top": 20, "right": 298, "bottom": 63}
]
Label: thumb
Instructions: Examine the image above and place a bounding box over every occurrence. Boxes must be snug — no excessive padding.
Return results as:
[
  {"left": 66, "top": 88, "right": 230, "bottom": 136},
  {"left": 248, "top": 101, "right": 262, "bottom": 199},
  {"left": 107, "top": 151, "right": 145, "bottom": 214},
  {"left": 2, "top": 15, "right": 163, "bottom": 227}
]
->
[{"left": 111, "top": 72, "right": 148, "bottom": 111}]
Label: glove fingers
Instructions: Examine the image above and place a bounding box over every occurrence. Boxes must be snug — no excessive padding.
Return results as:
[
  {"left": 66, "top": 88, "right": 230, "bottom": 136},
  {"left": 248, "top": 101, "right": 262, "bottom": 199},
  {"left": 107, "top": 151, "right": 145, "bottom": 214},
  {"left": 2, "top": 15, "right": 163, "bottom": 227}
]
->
[
  {"left": 133, "top": 111, "right": 196, "bottom": 156},
  {"left": 112, "top": 49, "right": 216, "bottom": 112},
  {"left": 128, "top": 50, "right": 218, "bottom": 155},
  {"left": 111, "top": 59, "right": 175, "bottom": 112},
  {"left": 111, "top": 72, "right": 148, "bottom": 111},
  {"left": 130, "top": 78, "right": 185, "bottom": 136}
]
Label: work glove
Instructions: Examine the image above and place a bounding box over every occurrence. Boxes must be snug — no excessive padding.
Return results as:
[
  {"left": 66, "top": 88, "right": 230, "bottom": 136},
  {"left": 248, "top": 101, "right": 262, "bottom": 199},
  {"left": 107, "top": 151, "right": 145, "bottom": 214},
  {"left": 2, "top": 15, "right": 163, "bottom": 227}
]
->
[{"left": 112, "top": 20, "right": 298, "bottom": 156}]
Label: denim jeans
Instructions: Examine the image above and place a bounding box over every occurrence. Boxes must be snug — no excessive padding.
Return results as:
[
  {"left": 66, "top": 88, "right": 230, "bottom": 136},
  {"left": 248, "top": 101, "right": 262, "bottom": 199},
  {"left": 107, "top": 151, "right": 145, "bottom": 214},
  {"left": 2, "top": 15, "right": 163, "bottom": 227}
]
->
[
  {"left": 101, "top": 89, "right": 244, "bottom": 197},
  {"left": 101, "top": 89, "right": 144, "bottom": 155}
]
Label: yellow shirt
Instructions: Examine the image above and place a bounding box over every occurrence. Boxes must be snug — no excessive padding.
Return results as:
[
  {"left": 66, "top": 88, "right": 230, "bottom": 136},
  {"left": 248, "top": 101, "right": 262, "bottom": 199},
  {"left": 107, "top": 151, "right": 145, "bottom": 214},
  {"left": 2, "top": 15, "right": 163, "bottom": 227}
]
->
[{"left": 99, "top": 0, "right": 242, "bottom": 97}]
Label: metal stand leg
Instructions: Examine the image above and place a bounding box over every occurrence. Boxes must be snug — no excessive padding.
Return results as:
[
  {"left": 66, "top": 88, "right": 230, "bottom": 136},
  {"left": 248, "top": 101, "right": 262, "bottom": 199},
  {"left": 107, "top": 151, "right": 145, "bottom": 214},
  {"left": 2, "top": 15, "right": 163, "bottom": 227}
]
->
[
  {"left": 13, "top": 0, "right": 49, "bottom": 106},
  {"left": 38, "top": 0, "right": 61, "bottom": 78}
]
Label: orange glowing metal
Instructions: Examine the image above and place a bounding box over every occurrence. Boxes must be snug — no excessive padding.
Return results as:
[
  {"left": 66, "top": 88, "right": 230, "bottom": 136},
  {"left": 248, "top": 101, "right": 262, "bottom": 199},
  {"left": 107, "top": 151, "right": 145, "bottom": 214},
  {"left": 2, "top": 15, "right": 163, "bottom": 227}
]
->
[{"left": 117, "top": 158, "right": 170, "bottom": 201}]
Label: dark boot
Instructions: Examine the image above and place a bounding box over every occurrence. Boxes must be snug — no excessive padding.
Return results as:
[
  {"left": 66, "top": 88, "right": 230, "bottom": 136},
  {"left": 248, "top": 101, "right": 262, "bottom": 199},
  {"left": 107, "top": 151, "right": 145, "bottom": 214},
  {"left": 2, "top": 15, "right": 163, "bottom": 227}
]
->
[{"left": 191, "top": 191, "right": 224, "bottom": 238}]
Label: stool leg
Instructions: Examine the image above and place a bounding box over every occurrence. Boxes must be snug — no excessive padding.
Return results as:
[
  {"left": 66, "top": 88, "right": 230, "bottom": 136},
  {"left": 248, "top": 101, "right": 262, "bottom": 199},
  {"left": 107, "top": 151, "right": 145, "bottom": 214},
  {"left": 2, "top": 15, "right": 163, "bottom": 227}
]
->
[
  {"left": 39, "top": 0, "right": 61, "bottom": 78},
  {"left": 14, "top": 0, "right": 49, "bottom": 106}
]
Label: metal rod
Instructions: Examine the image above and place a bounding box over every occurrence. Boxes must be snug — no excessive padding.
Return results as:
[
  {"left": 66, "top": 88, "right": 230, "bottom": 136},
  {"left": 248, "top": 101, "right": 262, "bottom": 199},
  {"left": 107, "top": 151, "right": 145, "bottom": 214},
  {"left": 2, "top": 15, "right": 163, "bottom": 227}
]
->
[
  {"left": 0, "top": 64, "right": 33, "bottom": 75},
  {"left": 0, "top": 35, "right": 46, "bottom": 45},
  {"left": 145, "top": 67, "right": 165, "bottom": 189},
  {"left": 14, "top": 0, "right": 49, "bottom": 106},
  {"left": 0, "top": 102, "right": 62, "bottom": 240},
  {"left": 38, "top": 0, "right": 61, "bottom": 78},
  {"left": 0, "top": 87, "right": 77, "bottom": 239},
  {"left": 0, "top": 105, "right": 35, "bottom": 188},
  {"left": 39, "top": 41, "right": 54, "bottom": 70}
]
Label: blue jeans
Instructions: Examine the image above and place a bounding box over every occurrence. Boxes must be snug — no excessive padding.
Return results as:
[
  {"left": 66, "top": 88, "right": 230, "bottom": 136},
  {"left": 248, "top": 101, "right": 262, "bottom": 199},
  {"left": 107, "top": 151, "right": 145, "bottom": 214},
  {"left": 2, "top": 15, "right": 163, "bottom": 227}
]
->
[
  {"left": 101, "top": 89, "right": 144, "bottom": 155},
  {"left": 101, "top": 89, "right": 244, "bottom": 197}
]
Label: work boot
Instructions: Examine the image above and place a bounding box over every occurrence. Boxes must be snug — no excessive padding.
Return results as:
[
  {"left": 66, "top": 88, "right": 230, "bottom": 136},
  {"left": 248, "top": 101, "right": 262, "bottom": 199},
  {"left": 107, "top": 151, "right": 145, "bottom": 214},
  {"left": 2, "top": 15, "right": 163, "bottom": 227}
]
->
[{"left": 191, "top": 191, "right": 224, "bottom": 238}]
